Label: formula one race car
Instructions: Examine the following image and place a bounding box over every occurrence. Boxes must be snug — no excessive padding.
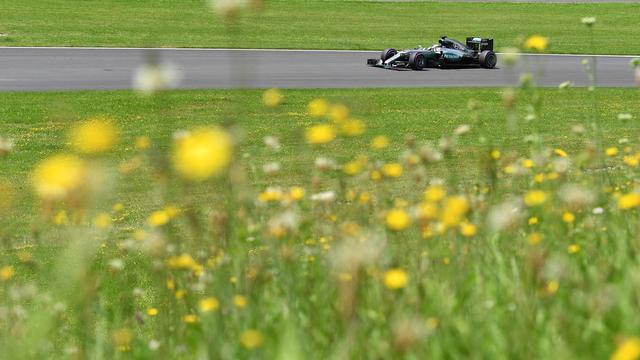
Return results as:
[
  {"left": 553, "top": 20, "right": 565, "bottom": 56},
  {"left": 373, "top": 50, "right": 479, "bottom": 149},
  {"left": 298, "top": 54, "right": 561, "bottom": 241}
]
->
[{"left": 367, "top": 36, "right": 497, "bottom": 70}]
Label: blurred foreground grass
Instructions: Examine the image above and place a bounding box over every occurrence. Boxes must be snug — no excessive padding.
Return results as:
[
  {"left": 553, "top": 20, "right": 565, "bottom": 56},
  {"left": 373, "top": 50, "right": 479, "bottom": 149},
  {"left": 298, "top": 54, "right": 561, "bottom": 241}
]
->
[
  {"left": 1, "top": 0, "right": 640, "bottom": 54},
  {"left": 2, "top": 87, "right": 640, "bottom": 358}
]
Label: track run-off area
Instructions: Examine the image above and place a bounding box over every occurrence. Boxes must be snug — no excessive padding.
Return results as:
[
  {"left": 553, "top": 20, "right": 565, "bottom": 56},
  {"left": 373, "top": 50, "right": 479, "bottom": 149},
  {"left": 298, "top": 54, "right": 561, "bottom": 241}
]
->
[{"left": 0, "top": 47, "right": 637, "bottom": 91}]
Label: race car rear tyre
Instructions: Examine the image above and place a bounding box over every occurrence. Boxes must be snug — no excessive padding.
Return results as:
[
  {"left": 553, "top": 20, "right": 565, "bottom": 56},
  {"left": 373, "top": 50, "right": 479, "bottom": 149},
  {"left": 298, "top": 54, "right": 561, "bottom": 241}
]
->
[
  {"left": 479, "top": 50, "right": 497, "bottom": 69},
  {"left": 409, "top": 53, "right": 426, "bottom": 70},
  {"left": 381, "top": 48, "right": 397, "bottom": 61}
]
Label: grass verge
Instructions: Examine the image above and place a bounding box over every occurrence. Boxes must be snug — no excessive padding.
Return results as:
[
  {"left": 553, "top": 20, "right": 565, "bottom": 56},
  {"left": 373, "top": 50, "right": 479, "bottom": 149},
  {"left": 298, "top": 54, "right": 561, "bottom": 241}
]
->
[{"left": 1, "top": 0, "right": 639, "bottom": 54}]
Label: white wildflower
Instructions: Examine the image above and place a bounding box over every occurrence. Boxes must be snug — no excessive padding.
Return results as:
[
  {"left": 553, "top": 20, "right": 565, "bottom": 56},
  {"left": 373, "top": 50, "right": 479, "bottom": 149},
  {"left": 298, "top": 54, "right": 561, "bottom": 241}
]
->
[{"left": 133, "top": 63, "right": 180, "bottom": 95}]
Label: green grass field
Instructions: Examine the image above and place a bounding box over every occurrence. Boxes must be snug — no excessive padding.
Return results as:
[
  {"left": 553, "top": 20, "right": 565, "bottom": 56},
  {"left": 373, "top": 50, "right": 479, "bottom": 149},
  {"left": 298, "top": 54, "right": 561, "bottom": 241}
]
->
[
  {"left": 2, "top": 86, "right": 640, "bottom": 358},
  {"left": 3, "top": 85, "right": 640, "bottom": 357},
  {"left": 2, "top": 0, "right": 640, "bottom": 54}
]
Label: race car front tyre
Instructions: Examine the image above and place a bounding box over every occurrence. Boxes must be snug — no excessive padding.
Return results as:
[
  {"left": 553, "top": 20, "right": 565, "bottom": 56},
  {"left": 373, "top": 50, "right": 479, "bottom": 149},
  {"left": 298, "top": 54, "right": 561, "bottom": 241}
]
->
[
  {"left": 381, "top": 48, "right": 397, "bottom": 61},
  {"left": 409, "top": 53, "right": 426, "bottom": 70},
  {"left": 479, "top": 50, "right": 497, "bottom": 69}
]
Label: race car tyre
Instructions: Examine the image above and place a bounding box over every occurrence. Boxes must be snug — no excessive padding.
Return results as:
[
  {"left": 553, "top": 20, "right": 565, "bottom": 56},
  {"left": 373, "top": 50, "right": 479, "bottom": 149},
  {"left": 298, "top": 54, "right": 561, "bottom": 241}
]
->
[
  {"left": 381, "top": 48, "right": 397, "bottom": 61},
  {"left": 479, "top": 50, "right": 497, "bottom": 69},
  {"left": 409, "top": 53, "right": 426, "bottom": 70}
]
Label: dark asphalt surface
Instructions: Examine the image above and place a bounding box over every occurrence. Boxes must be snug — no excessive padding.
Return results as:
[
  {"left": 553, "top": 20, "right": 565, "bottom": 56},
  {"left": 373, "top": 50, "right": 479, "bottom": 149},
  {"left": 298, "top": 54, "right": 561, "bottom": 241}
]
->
[{"left": 0, "top": 48, "right": 637, "bottom": 91}]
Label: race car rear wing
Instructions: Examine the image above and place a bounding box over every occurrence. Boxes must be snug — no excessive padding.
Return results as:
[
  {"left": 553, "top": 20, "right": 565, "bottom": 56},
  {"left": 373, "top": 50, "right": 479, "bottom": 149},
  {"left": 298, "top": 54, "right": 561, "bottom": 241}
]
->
[{"left": 466, "top": 37, "right": 493, "bottom": 52}]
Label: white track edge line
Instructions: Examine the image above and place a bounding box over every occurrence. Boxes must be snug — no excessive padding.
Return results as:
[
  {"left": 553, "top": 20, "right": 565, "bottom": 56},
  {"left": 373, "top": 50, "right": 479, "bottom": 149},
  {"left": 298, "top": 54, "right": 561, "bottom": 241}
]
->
[{"left": 0, "top": 46, "right": 638, "bottom": 58}]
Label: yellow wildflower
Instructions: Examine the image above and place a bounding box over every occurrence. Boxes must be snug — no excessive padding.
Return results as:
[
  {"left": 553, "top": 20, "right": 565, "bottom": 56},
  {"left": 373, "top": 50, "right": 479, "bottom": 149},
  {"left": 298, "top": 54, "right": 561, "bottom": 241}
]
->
[
  {"left": 524, "top": 190, "right": 547, "bottom": 207},
  {"left": 459, "top": 222, "right": 477, "bottom": 237},
  {"left": 146, "top": 308, "right": 159, "bottom": 316},
  {"left": 32, "top": 154, "right": 86, "bottom": 200},
  {"left": 112, "top": 328, "right": 133, "bottom": 352},
  {"left": 371, "top": 135, "right": 389, "bottom": 150},
  {"left": 233, "top": 295, "right": 248, "bottom": 309},
  {"left": 417, "top": 201, "right": 439, "bottom": 220},
  {"left": 568, "top": 244, "right": 581, "bottom": 254},
  {"left": 528, "top": 232, "right": 542, "bottom": 245},
  {"left": 149, "top": 210, "right": 170, "bottom": 227},
  {"left": 182, "top": 314, "right": 199, "bottom": 324},
  {"left": 167, "top": 254, "right": 197, "bottom": 270},
  {"left": 70, "top": 117, "right": 119, "bottom": 154},
  {"left": 523, "top": 35, "right": 549, "bottom": 52},
  {"left": 384, "top": 268, "right": 408, "bottom": 289},
  {"left": 199, "top": 297, "right": 220, "bottom": 312},
  {"left": 0, "top": 265, "right": 15, "bottom": 281},
  {"left": 288, "top": 186, "right": 305, "bottom": 201},
  {"left": 341, "top": 119, "right": 365, "bottom": 136},
  {"left": 606, "top": 147, "right": 619, "bottom": 157},
  {"left": 562, "top": 212, "right": 575, "bottom": 223},
  {"left": 618, "top": 193, "right": 640, "bottom": 210},
  {"left": 424, "top": 184, "right": 446, "bottom": 202},
  {"left": 440, "top": 196, "right": 469, "bottom": 228},
  {"left": 240, "top": 330, "right": 264, "bottom": 349},
  {"left": 258, "top": 187, "right": 283, "bottom": 202},
  {"left": 343, "top": 160, "right": 363, "bottom": 176},
  {"left": 611, "top": 337, "right": 640, "bottom": 360},
  {"left": 490, "top": 149, "right": 501, "bottom": 160},
  {"left": 554, "top": 148, "right": 568, "bottom": 157},
  {"left": 522, "top": 159, "right": 534, "bottom": 168},
  {"left": 172, "top": 127, "right": 232, "bottom": 181},
  {"left": 528, "top": 217, "right": 539, "bottom": 225},
  {"left": 328, "top": 104, "right": 349, "bottom": 123},
  {"left": 94, "top": 212, "right": 111, "bottom": 229},
  {"left": 262, "top": 88, "right": 283, "bottom": 107},
  {"left": 307, "top": 98, "right": 328, "bottom": 117},
  {"left": 135, "top": 136, "right": 151, "bottom": 150},
  {"left": 623, "top": 155, "right": 639, "bottom": 167},
  {"left": 385, "top": 208, "right": 411, "bottom": 231},
  {"left": 382, "top": 163, "right": 403, "bottom": 178},
  {"left": 305, "top": 124, "right": 336, "bottom": 145},
  {"left": 546, "top": 280, "right": 559, "bottom": 294}
]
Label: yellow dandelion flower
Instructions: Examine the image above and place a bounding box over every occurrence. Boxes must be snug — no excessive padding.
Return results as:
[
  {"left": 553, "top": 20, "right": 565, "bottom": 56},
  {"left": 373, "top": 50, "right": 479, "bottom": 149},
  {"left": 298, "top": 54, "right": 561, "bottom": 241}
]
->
[
  {"left": 417, "top": 201, "right": 439, "bottom": 220},
  {"left": 459, "top": 222, "right": 477, "bottom": 237},
  {"left": 149, "top": 210, "right": 170, "bottom": 227},
  {"left": 606, "top": 147, "right": 619, "bottom": 157},
  {"left": 618, "top": 193, "right": 640, "bottom": 210},
  {"left": 112, "top": 328, "right": 133, "bottom": 352},
  {"left": 611, "top": 337, "right": 640, "bottom": 360},
  {"left": 567, "top": 243, "right": 580, "bottom": 254},
  {"left": 175, "top": 289, "right": 187, "bottom": 299},
  {"left": 370, "top": 169, "right": 382, "bottom": 181},
  {"left": 146, "top": 307, "right": 159, "bottom": 316},
  {"left": 385, "top": 208, "right": 411, "bottom": 231},
  {"left": 199, "top": 297, "right": 220, "bottom": 312},
  {"left": 554, "top": 148, "right": 568, "bottom": 157},
  {"left": 32, "top": 154, "right": 86, "bottom": 201},
  {"left": 440, "top": 196, "right": 469, "bottom": 228},
  {"left": 173, "top": 128, "right": 232, "bottom": 182},
  {"left": 307, "top": 98, "right": 328, "bottom": 117},
  {"left": 288, "top": 186, "right": 305, "bottom": 201},
  {"left": 524, "top": 190, "right": 548, "bottom": 207},
  {"left": 562, "top": 211, "right": 575, "bottom": 223},
  {"left": 343, "top": 160, "right": 363, "bottom": 176},
  {"left": 167, "top": 254, "right": 197, "bottom": 270},
  {"left": 341, "top": 119, "right": 365, "bottom": 136},
  {"left": 528, "top": 216, "right": 539, "bottom": 225},
  {"left": 233, "top": 295, "right": 248, "bottom": 310},
  {"left": 328, "top": 104, "right": 349, "bottom": 123},
  {"left": 359, "top": 192, "right": 370, "bottom": 205},
  {"left": 182, "top": 314, "right": 199, "bottom": 324},
  {"left": 94, "top": 212, "right": 111, "bottom": 229},
  {"left": 135, "top": 136, "right": 151, "bottom": 150},
  {"left": 371, "top": 135, "right": 389, "bottom": 150},
  {"left": 424, "top": 184, "right": 446, "bottom": 202},
  {"left": 262, "top": 88, "right": 283, "bottom": 107},
  {"left": 528, "top": 232, "right": 542, "bottom": 245},
  {"left": 70, "top": 117, "right": 119, "bottom": 154},
  {"left": 490, "top": 149, "right": 501, "bottom": 160},
  {"left": 384, "top": 268, "right": 408, "bottom": 289},
  {"left": 546, "top": 280, "right": 559, "bottom": 294},
  {"left": 522, "top": 159, "right": 535, "bottom": 168},
  {"left": 240, "top": 330, "right": 264, "bottom": 349},
  {"left": 0, "top": 265, "right": 15, "bottom": 281},
  {"left": 53, "top": 210, "right": 69, "bottom": 225},
  {"left": 258, "top": 187, "right": 283, "bottom": 202},
  {"left": 523, "top": 35, "right": 549, "bottom": 52},
  {"left": 623, "top": 155, "right": 639, "bottom": 167},
  {"left": 382, "top": 163, "right": 403, "bottom": 178},
  {"left": 305, "top": 124, "right": 335, "bottom": 145}
]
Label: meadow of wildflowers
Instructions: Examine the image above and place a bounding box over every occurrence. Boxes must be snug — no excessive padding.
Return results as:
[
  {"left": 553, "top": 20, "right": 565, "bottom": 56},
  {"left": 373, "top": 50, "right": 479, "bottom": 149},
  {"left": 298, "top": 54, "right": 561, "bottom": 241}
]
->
[{"left": 2, "top": 2, "right": 640, "bottom": 359}]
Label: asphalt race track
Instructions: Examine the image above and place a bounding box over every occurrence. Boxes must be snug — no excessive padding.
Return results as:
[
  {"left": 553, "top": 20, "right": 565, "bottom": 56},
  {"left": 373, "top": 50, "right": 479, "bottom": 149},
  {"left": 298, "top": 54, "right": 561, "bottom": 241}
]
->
[{"left": 0, "top": 47, "right": 637, "bottom": 91}]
